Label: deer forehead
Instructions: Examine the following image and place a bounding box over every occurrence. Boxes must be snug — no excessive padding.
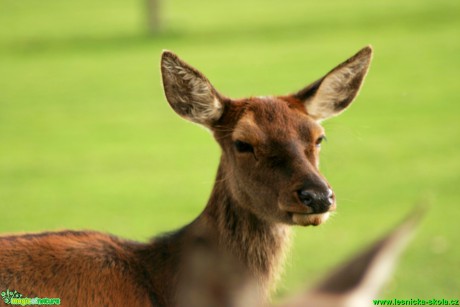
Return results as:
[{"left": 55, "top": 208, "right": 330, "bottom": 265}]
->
[{"left": 231, "top": 98, "right": 324, "bottom": 146}]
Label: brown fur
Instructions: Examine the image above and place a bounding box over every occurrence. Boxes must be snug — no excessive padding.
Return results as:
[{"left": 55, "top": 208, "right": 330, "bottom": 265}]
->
[{"left": 0, "top": 47, "right": 372, "bottom": 307}]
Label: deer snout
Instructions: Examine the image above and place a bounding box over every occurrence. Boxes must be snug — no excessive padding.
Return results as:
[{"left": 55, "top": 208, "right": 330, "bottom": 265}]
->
[{"left": 297, "top": 188, "right": 334, "bottom": 213}]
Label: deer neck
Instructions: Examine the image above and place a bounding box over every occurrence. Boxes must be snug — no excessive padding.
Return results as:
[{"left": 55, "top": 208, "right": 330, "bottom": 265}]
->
[{"left": 202, "top": 158, "right": 292, "bottom": 288}]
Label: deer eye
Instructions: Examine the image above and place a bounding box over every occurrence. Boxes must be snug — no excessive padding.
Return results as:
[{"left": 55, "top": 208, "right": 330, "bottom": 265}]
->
[
  {"left": 315, "top": 135, "right": 327, "bottom": 148},
  {"left": 234, "top": 140, "right": 254, "bottom": 153}
]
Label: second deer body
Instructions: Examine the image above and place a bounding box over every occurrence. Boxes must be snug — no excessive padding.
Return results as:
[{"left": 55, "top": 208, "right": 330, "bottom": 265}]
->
[{"left": 0, "top": 46, "right": 373, "bottom": 306}]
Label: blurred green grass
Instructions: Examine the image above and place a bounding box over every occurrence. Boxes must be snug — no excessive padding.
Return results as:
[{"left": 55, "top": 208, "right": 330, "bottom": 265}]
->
[{"left": 1, "top": 0, "right": 459, "bottom": 300}]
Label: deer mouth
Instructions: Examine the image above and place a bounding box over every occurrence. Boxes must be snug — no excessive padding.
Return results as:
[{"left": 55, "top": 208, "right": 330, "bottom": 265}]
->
[
  {"left": 291, "top": 212, "right": 331, "bottom": 226},
  {"left": 279, "top": 194, "right": 336, "bottom": 226},
  {"left": 280, "top": 201, "right": 336, "bottom": 226}
]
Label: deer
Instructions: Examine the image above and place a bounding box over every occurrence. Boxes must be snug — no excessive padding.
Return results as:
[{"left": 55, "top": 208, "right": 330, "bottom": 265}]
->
[{"left": 0, "top": 46, "right": 373, "bottom": 306}]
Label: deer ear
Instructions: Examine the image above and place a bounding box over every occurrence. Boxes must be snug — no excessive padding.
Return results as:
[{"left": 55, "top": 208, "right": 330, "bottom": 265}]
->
[
  {"left": 161, "top": 51, "right": 224, "bottom": 126},
  {"left": 294, "top": 46, "right": 373, "bottom": 121}
]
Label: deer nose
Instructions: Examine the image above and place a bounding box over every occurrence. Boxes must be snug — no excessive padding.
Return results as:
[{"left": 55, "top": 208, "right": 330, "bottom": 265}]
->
[{"left": 297, "top": 188, "right": 334, "bottom": 213}]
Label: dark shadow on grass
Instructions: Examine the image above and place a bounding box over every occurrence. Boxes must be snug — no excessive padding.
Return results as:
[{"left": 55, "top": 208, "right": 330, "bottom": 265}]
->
[
  {"left": 0, "top": 5, "right": 455, "bottom": 57},
  {"left": 0, "top": 19, "right": 350, "bottom": 56}
]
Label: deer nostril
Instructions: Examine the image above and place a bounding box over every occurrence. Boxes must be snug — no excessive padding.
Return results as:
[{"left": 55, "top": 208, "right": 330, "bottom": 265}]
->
[{"left": 297, "top": 190, "right": 315, "bottom": 206}]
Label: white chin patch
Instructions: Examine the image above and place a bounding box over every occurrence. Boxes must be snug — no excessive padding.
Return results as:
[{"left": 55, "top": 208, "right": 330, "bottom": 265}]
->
[{"left": 292, "top": 212, "right": 330, "bottom": 226}]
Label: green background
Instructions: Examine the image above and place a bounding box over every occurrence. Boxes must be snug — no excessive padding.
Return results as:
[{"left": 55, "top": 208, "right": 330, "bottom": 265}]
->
[{"left": 1, "top": 0, "right": 458, "bottom": 300}]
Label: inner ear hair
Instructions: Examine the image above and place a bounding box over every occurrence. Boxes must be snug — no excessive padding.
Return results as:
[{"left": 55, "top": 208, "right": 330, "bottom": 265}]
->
[
  {"left": 161, "top": 51, "right": 223, "bottom": 126},
  {"left": 296, "top": 46, "right": 373, "bottom": 121}
]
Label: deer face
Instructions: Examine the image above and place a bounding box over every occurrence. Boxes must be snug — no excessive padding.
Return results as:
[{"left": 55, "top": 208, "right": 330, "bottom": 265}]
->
[
  {"left": 216, "top": 97, "right": 333, "bottom": 226},
  {"left": 161, "top": 47, "right": 372, "bottom": 226}
]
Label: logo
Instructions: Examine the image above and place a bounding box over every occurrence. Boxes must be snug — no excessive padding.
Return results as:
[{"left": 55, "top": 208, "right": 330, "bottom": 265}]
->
[{"left": 1, "top": 289, "right": 60, "bottom": 306}]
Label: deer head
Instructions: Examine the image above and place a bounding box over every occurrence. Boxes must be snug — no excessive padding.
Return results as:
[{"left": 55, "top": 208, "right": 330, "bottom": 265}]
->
[{"left": 161, "top": 46, "right": 373, "bottom": 227}]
